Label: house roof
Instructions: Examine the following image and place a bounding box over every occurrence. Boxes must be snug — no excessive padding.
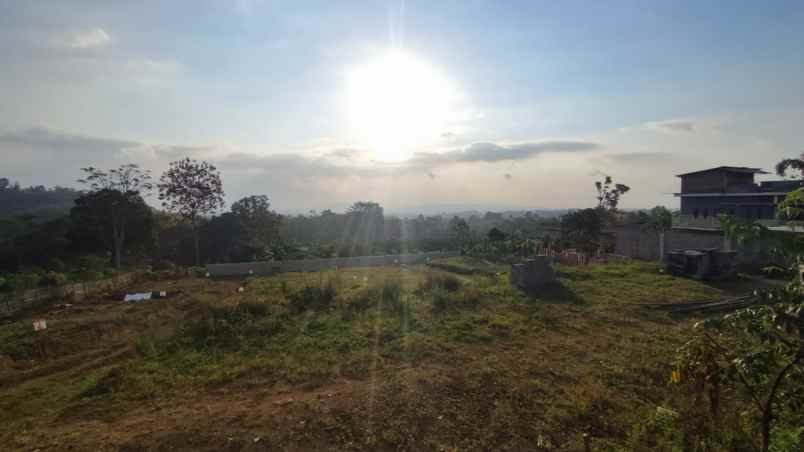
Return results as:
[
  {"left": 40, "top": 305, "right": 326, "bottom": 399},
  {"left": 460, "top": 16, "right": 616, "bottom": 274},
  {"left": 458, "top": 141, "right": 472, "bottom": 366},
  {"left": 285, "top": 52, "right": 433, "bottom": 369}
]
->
[{"left": 675, "top": 166, "right": 769, "bottom": 177}]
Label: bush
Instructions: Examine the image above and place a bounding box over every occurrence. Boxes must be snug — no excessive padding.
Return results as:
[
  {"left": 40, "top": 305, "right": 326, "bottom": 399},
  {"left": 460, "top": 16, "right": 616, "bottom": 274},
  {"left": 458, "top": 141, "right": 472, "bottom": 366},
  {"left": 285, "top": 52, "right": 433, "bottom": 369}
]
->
[
  {"left": 41, "top": 271, "right": 68, "bottom": 287},
  {"left": 46, "top": 257, "right": 66, "bottom": 272},
  {"left": 181, "top": 302, "right": 283, "bottom": 349},
  {"left": 431, "top": 285, "right": 482, "bottom": 313},
  {"left": 380, "top": 279, "right": 403, "bottom": 313},
  {"left": 288, "top": 281, "right": 338, "bottom": 313},
  {"left": 418, "top": 273, "right": 462, "bottom": 294},
  {"left": 9, "top": 272, "right": 41, "bottom": 293},
  {"left": 348, "top": 279, "right": 404, "bottom": 315},
  {"left": 188, "top": 266, "right": 207, "bottom": 278},
  {"left": 77, "top": 255, "right": 108, "bottom": 272},
  {"left": 431, "top": 288, "right": 451, "bottom": 313}
]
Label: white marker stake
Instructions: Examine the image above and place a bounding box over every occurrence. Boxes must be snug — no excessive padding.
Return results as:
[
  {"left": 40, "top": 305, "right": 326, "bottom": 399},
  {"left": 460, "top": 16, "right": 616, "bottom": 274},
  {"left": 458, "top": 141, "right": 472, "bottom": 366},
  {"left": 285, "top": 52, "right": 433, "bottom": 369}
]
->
[{"left": 33, "top": 319, "right": 47, "bottom": 332}]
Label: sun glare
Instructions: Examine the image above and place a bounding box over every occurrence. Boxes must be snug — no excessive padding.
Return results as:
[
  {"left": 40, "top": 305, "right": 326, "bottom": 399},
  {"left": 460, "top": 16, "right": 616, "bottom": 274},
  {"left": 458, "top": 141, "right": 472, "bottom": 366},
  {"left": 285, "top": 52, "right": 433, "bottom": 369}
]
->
[{"left": 345, "top": 50, "right": 456, "bottom": 162}]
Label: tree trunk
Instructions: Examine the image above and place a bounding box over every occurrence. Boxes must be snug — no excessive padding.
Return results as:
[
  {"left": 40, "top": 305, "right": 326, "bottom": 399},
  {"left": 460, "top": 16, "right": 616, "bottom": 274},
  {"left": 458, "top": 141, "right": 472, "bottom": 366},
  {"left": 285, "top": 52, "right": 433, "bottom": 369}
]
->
[
  {"left": 112, "top": 221, "right": 124, "bottom": 269},
  {"left": 193, "top": 227, "right": 201, "bottom": 267}
]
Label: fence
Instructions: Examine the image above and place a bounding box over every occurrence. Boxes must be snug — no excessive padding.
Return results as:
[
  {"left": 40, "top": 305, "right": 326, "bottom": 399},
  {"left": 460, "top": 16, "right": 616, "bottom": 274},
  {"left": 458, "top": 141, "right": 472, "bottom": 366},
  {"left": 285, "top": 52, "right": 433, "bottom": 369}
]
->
[
  {"left": 206, "top": 251, "right": 460, "bottom": 277},
  {"left": 0, "top": 272, "right": 139, "bottom": 315}
]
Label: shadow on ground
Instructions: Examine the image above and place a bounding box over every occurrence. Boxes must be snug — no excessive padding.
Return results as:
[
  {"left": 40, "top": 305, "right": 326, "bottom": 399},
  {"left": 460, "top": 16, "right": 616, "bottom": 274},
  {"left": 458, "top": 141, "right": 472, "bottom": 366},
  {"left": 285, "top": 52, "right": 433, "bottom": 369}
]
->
[{"left": 521, "top": 281, "right": 584, "bottom": 304}]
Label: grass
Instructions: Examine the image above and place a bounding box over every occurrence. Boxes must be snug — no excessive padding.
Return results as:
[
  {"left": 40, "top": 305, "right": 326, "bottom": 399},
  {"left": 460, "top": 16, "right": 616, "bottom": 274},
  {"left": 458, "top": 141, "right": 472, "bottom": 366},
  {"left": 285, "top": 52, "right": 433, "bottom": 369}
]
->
[{"left": 0, "top": 260, "right": 753, "bottom": 450}]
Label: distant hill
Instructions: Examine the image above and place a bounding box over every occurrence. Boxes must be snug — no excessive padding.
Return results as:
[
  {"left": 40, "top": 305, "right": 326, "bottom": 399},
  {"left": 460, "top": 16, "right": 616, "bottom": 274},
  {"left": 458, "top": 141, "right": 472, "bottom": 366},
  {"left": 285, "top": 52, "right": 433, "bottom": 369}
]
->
[
  {"left": 383, "top": 204, "right": 569, "bottom": 219},
  {"left": 0, "top": 182, "right": 81, "bottom": 243},
  {"left": 0, "top": 180, "right": 81, "bottom": 219}
]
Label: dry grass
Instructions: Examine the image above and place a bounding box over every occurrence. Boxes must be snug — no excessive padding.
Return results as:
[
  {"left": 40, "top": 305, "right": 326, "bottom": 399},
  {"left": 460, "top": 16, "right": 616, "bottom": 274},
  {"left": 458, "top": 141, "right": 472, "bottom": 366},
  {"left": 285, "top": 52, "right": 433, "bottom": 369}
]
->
[{"left": 0, "top": 261, "right": 755, "bottom": 450}]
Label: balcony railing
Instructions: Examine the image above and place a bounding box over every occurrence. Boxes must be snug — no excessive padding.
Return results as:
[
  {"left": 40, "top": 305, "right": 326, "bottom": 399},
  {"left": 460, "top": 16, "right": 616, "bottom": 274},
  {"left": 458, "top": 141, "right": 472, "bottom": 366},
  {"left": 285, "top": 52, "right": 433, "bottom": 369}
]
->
[{"left": 676, "top": 215, "right": 783, "bottom": 229}]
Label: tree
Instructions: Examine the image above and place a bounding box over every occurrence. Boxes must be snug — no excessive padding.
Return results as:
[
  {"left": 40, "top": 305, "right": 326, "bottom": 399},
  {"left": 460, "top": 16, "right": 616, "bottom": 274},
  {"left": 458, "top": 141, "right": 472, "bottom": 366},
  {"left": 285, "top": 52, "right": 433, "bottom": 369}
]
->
[
  {"left": 560, "top": 208, "right": 603, "bottom": 252},
  {"left": 775, "top": 153, "right": 804, "bottom": 178},
  {"left": 448, "top": 216, "right": 471, "bottom": 252},
  {"left": 645, "top": 206, "right": 674, "bottom": 261},
  {"left": 487, "top": 227, "right": 507, "bottom": 243},
  {"left": 70, "top": 189, "right": 155, "bottom": 267},
  {"left": 345, "top": 201, "right": 384, "bottom": 248},
  {"left": 230, "top": 195, "right": 281, "bottom": 259},
  {"left": 76, "top": 164, "right": 153, "bottom": 269},
  {"left": 595, "top": 175, "right": 630, "bottom": 212},
  {"left": 158, "top": 158, "right": 225, "bottom": 266}
]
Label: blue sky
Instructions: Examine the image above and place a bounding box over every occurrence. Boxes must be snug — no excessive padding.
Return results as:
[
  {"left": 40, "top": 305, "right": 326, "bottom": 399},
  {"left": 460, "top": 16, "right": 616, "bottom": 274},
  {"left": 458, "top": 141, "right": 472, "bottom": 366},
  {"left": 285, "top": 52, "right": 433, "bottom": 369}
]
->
[{"left": 1, "top": 1, "right": 803, "bottom": 211}]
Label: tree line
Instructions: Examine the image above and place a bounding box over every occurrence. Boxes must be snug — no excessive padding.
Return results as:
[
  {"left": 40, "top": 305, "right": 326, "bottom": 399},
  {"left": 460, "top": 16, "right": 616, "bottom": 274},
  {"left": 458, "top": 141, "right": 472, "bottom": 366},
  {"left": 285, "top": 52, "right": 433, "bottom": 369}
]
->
[{"left": 2, "top": 157, "right": 656, "bottom": 277}]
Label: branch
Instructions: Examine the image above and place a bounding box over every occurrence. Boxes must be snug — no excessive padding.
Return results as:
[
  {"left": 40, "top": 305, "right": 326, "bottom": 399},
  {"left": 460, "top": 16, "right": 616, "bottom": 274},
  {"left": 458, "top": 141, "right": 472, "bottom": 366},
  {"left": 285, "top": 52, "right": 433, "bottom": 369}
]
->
[{"left": 703, "top": 332, "right": 765, "bottom": 413}]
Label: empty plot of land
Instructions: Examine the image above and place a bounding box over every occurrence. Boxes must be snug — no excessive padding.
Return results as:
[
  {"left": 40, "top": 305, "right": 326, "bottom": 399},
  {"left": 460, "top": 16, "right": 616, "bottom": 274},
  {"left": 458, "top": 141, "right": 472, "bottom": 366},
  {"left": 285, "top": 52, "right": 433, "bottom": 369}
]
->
[{"left": 0, "top": 260, "right": 749, "bottom": 451}]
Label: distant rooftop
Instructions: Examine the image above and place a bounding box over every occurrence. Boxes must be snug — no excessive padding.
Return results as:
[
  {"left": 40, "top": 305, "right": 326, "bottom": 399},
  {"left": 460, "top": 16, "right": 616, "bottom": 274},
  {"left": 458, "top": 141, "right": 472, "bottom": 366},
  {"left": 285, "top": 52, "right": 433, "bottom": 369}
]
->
[{"left": 675, "top": 166, "right": 769, "bottom": 177}]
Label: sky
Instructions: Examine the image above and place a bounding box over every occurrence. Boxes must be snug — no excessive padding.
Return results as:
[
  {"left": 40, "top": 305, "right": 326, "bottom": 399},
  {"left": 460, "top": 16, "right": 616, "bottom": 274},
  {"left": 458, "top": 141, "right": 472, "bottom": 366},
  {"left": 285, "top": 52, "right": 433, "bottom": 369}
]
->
[{"left": 1, "top": 0, "right": 803, "bottom": 212}]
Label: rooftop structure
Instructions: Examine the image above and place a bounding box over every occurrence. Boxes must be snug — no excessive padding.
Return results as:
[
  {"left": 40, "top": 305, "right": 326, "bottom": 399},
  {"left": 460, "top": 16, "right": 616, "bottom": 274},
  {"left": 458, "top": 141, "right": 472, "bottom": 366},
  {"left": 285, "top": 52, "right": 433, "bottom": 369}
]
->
[{"left": 673, "top": 166, "right": 802, "bottom": 229}]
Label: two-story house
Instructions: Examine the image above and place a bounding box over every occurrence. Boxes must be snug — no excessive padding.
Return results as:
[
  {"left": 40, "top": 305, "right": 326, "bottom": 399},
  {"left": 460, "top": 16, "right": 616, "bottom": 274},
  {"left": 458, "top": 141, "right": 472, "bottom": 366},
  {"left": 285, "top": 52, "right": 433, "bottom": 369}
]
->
[{"left": 674, "top": 166, "right": 802, "bottom": 228}]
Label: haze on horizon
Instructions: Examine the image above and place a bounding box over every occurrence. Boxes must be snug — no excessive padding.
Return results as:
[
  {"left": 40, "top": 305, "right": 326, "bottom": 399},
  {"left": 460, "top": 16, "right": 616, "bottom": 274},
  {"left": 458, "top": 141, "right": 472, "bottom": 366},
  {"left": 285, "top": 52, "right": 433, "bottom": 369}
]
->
[{"left": 1, "top": 1, "right": 803, "bottom": 212}]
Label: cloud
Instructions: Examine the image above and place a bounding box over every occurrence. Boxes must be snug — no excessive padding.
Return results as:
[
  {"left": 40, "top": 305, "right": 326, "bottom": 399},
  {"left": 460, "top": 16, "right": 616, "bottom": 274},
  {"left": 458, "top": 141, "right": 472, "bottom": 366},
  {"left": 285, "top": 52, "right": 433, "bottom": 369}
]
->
[
  {"left": 405, "top": 140, "right": 598, "bottom": 167},
  {"left": 643, "top": 119, "right": 721, "bottom": 134},
  {"left": 452, "top": 140, "right": 598, "bottom": 162},
  {"left": 0, "top": 126, "right": 607, "bottom": 210},
  {"left": 67, "top": 28, "right": 111, "bottom": 49},
  {"left": 605, "top": 151, "right": 673, "bottom": 162},
  {"left": 650, "top": 119, "right": 695, "bottom": 133},
  {"left": 0, "top": 127, "right": 137, "bottom": 153}
]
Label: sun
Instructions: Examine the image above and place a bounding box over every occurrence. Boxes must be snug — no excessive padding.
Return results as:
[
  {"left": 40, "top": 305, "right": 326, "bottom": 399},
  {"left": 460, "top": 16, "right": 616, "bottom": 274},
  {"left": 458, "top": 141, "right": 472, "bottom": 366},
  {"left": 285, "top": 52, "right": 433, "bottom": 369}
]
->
[{"left": 345, "top": 50, "right": 456, "bottom": 162}]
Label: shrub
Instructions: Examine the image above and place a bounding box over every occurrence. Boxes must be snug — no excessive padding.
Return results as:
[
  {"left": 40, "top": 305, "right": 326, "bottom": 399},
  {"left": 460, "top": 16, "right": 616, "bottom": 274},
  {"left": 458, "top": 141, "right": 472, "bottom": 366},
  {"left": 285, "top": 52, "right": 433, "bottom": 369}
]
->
[
  {"left": 288, "top": 281, "right": 338, "bottom": 313},
  {"left": 380, "top": 279, "right": 403, "bottom": 313},
  {"left": 46, "top": 257, "right": 66, "bottom": 272},
  {"left": 41, "top": 271, "right": 68, "bottom": 287},
  {"left": 181, "top": 302, "right": 283, "bottom": 349},
  {"left": 348, "top": 279, "right": 404, "bottom": 315},
  {"left": 77, "top": 255, "right": 108, "bottom": 272},
  {"left": 10, "top": 272, "right": 41, "bottom": 293},
  {"left": 431, "top": 288, "right": 451, "bottom": 313},
  {"left": 418, "top": 273, "right": 462, "bottom": 294},
  {"left": 189, "top": 266, "right": 207, "bottom": 278}
]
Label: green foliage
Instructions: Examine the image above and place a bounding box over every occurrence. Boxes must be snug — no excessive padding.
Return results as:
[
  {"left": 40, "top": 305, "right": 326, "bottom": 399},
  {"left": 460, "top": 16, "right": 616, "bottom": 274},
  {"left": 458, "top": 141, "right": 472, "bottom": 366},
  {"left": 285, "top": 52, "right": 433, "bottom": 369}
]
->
[
  {"left": 418, "top": 272, "right": 462, "bottom": 294},
  {"left": 41, "top": 271, "right": 68, "bottom": 287},
  {"left": 675, "top": 179, "right": 804, "bottom": 452},
  {"left": 288, "top": 280, "right": 338, "bottom": 313},
  {"left": 9, "top": 272, "right": 41, "bottom": 292},
  {"left": 561, "top": 208, "right": 604, "bottom": 252}
]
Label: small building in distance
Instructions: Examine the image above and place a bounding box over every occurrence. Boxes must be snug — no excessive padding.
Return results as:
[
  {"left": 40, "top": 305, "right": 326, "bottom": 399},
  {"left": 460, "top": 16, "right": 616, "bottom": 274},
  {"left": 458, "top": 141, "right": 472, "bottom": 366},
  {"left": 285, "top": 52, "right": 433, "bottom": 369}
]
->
[
  {"left": 674, "top": 166, "right": 802, "bottom": 229},
  {"left": 616, "top": 164, "right": 802, "bottom": 264}
]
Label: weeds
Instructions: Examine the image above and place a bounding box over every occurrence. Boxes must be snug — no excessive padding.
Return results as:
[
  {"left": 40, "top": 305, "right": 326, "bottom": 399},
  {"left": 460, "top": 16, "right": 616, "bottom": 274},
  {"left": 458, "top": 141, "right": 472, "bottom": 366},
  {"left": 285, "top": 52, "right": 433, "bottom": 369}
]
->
[{"left": 288, "top": 280, "right": 337, "bottom": 313}]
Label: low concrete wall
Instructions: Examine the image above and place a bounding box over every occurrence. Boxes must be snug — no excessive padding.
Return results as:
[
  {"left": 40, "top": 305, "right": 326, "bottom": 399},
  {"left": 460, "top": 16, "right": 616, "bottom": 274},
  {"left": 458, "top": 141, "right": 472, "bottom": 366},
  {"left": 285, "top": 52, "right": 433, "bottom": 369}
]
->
[
  {"left": 615, "top": 225, "right": 776, "bottom": 265},
  {"left": 0, "top": 272, "right": 139, "bottom": 315},
  {"left": 206, "top": 251, "right": 459, "bottom": 277}
]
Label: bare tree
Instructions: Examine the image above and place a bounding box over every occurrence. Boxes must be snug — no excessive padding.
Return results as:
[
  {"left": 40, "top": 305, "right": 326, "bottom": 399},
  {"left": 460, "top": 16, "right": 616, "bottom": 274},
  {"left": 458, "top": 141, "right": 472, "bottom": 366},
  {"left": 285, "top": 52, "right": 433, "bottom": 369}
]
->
[
  {"left": 77, "top": 164, "right": 153, "bottom": 269},
  {"left": 157, "top": 158, "right": 225, "bottom": 266},
  {"left": 595, "top": 175, "right": 630, "bottom": 213}
]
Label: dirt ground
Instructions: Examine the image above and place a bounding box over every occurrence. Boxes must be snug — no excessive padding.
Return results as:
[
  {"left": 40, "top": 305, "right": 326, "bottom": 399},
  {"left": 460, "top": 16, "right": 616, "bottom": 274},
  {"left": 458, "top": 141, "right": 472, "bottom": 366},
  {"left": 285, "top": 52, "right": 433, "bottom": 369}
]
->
[{"left": 0, "top": 264, "right": 747, "bottom": 451}]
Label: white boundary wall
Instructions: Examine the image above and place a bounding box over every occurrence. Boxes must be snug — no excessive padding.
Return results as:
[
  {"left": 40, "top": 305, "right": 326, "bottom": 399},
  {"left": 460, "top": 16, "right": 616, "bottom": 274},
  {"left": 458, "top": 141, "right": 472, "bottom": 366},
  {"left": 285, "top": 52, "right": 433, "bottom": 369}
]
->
[{"left": 206, "top": 251, "right": 459, "bottom": 277}]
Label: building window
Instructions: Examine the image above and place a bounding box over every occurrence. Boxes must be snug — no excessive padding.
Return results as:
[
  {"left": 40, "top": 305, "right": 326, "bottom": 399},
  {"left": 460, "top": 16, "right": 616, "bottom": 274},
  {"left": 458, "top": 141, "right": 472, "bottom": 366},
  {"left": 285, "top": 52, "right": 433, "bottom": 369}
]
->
[{"left": 703, "top": 208, "right": 709, "bottom": 219}]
